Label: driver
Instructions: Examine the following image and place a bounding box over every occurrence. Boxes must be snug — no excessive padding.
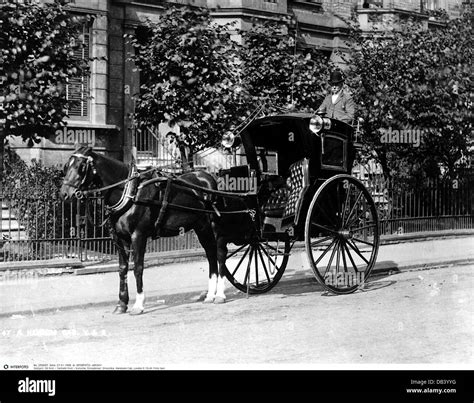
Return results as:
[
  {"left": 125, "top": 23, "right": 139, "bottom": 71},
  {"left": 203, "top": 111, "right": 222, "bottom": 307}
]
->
[{"left": 317, "top": 70, "right": 355, "bottom": 125}]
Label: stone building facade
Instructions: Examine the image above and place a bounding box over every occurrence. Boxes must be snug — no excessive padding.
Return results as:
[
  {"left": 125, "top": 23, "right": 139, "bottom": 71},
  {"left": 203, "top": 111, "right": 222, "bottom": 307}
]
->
[{"left": 7, "top": 0, "right": 466, "bottom": 167}]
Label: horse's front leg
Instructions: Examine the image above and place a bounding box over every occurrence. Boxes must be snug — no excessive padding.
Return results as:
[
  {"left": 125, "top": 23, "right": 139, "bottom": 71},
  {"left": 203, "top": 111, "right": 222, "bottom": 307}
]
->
[
  {"left": 196, "top": 226, "right": 221, "bottom": 304},
  {"left": 130, "top": 232, "right": 147, "bottom": 315},
  {"left": 113, "top": 238, "right": 130, "bottom": 314}
]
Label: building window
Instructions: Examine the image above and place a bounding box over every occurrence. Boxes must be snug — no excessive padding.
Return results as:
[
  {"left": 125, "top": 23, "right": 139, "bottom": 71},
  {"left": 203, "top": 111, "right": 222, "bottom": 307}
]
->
[
  {"left": 66, "top": 23, "right": 90, "bottom": 120},
  {"left": 362, "top": 0, "right": 384, "bottom": 8},
  {"left": 424, "top": 0, "right": 440, "bottom": 10}
]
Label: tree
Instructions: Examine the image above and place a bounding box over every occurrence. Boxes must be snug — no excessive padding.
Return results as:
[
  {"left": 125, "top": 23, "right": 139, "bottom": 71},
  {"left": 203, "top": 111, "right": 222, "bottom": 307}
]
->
[
  {"left": 129, "top": 7, "right": 333, "bottom": 170},
  {"left": 129, "top": 6, "right": 242, "bottom": 169},
  {"left": 0, "top": 0, "right": 91, "bottom": 174},
  {"left": 346, "top": 9, "right": 473, "bottom": 183},
  {"left": 240, "top": 17, "right": 332, "bottom": 113}
]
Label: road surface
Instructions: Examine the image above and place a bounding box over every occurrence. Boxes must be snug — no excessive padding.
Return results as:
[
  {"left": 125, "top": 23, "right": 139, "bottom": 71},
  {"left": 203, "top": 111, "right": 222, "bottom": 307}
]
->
[{"left": 0, "top": 264, "right": 472, "bottom": 368}]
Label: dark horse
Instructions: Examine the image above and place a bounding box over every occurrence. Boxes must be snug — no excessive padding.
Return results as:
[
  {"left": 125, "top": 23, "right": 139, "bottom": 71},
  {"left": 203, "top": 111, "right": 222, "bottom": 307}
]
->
[{"left": 60, "top": 146, "right": 228, "bottom": 315}]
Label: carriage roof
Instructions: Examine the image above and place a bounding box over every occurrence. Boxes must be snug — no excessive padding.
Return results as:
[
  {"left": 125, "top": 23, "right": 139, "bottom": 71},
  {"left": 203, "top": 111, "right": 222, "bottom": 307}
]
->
[{"left": 238, "top": 112, "right": 355, "bottom": 177}]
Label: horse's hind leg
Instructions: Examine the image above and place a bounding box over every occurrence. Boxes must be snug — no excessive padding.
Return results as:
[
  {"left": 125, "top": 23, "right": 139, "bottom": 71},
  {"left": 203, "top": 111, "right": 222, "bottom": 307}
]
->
[
  {"left": 113, "top": 239, "right": 130, "bottom": 314},
  {"left": 130, "top": 232, "right": 147, "bottom": 315},
  {"left": 195, "top": 226, "right": 222, "bottom": 303},
  {"left": 215, "top": 236, "right": 228, "bottom": 304}
]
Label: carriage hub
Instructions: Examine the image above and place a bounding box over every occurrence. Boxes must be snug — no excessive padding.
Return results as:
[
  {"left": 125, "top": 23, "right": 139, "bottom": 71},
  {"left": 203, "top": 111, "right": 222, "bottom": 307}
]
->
[{"left": 338, "top": 230, "right": 352, "bottom": 239}]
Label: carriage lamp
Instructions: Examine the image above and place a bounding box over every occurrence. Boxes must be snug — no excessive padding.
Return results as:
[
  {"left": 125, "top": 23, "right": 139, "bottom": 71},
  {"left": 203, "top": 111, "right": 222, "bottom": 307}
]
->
[
  {"left": 222, "top": 131, "right": 241, "bottom": 149},
  {"left": 322, "top": 117, "right": 332, "bottom": 130},
  {"left": 309, "top": 115, "right": 324, "bottom": 134},
  {"left": 222, "top": 131, "right": 236, "bottom": 148}
]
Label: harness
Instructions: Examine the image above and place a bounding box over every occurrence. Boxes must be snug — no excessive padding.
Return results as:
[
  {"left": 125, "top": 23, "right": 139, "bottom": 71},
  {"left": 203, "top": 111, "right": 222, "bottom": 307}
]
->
[{"left": 65, "top": 153, "right": 259, "bottom": 236}]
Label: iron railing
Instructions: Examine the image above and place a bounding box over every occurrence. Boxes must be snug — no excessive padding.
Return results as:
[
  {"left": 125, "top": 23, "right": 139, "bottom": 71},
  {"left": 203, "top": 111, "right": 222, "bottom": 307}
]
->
[{"left": 0, "top": 178, "right": 472, "bottom": 265}]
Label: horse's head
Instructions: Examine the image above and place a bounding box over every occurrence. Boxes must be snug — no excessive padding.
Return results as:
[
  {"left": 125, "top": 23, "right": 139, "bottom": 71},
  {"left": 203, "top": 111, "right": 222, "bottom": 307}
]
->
[{"left": 60, "top": 147, "right": 97, "bottom": 200}]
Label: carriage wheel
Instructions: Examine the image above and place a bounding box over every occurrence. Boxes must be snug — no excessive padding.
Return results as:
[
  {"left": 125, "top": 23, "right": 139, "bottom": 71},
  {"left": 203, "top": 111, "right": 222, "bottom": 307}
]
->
[
  {"left": 305, "top": 175, "right": 379, "bottom": 294},
  {"left": 223, "top": 239, "right": 291, "bottom": 294}
]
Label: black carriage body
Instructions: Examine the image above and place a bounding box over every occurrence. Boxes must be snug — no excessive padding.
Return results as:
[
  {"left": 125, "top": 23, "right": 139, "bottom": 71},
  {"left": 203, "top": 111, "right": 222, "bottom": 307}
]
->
[
  {"left": 233, "top": 113, "right": 356, "bottom": 240},
  {"left": 219, "top": 113, "right": 380, "bottom": 295}
]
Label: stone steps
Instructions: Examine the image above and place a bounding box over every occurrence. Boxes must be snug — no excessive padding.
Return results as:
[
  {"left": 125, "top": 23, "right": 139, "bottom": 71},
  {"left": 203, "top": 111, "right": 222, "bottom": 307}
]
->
[{"left": 1, "top": 204, "right": 28, "bottom": 243}]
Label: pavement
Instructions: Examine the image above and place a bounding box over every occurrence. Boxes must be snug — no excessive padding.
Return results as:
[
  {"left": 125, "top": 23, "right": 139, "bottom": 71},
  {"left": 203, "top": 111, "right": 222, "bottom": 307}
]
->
[{"left": 0, "top": 232, "right": 473, "bottom": 317}]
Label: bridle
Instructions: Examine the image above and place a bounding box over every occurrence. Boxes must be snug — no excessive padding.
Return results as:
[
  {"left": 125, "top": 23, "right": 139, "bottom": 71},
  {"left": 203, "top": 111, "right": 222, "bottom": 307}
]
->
[
  {"left": 64, "top": 152, "right": 149, "bottom": 200},
  {"left": 63, "top": 152, "right": 97, "bottom": 199}
]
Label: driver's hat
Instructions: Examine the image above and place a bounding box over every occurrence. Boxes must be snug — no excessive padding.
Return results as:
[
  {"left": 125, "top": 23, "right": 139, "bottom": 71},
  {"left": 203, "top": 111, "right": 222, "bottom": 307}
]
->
[{"left": 329, "top": 70, "right": 345, "bottom": 85}]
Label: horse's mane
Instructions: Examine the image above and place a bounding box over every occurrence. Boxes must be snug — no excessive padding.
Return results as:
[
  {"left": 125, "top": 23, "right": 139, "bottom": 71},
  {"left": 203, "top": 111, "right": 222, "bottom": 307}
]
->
[{"left": 78, "top": 146, "right": 129, "bottom": 175}]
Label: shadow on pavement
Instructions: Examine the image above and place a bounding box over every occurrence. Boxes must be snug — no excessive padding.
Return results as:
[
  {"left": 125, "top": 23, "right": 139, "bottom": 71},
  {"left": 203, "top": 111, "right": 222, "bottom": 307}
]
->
[{"left": 117, "top": 263, "right": 403, "bottom": 315}]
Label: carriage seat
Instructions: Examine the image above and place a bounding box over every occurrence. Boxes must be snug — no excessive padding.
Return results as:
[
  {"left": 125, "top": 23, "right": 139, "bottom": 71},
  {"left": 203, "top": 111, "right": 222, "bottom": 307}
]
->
[
  {"left": 262, "top": 187, "right": 290, "bottom": 217},
  {"left": 260, "top": 174, "right": 290, "bottom": 218}
]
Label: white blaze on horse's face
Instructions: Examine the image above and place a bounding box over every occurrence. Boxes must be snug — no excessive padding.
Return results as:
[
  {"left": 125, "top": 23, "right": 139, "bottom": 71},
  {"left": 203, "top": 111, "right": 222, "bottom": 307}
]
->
[{"left": 60, "top": 154, "right": 92, "bottom": 200}]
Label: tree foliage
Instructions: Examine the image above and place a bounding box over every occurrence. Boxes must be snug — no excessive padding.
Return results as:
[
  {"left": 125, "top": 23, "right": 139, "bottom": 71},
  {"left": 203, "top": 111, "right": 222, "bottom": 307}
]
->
[
  {"left": 129, "top": 6, "right": 332, "bottom": 166},
  {"left": 129, "top": 6, "right": 242, "bottom": 161},
  {"left": 1, "top": 145, "right": 66, "bottom": 244},
  {"left": 241, "top": 18, "right": 332, "bottom": 113},
  {"left": 346, "top": 9, "right": 473, "bottom": 182},
  {"left": 0, "top": 0, "right": 91, "bottom": 144}
]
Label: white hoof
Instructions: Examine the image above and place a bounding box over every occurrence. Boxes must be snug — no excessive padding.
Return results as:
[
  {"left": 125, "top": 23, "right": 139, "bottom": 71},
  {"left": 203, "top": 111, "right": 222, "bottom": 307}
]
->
[
  {"left": 203, "top": 295, "right": 215, "bottom": 304},
  {"left": 130, "top": 292, "right": 145, "bottom": 315},
  {"left": 213, "top": 296, "right": 226, "bottom": 304}
]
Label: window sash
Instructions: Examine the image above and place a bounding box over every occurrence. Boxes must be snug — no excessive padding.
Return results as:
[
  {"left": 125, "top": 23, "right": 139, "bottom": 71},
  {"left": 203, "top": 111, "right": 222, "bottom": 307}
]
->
[{"left": 66, "top": 23, "right": 90, "bottom": 119}]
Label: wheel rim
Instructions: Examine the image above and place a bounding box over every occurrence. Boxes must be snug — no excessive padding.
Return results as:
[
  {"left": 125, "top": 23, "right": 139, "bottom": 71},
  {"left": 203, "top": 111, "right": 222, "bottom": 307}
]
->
[
  {"left": 223, "top": 239, "right": 290, "bottom": 294},
  {"left": 305, "top": 175, "right": 379, "bottom": 294}
]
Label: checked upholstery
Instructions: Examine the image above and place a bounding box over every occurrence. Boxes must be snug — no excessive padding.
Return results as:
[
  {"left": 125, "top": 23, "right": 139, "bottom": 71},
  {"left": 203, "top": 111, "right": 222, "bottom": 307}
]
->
[
  {"left": 283, "top": 158, "right": 310, "bottom": 222},
  {"left": 262, "top": 187, "right": 290, "bottom": 217}
]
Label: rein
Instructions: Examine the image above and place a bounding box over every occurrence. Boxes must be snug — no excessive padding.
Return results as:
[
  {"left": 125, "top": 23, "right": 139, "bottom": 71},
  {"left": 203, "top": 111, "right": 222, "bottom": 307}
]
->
[
  {"left": 67, "top": 152, "right": 158, "bottom": 199},
  {"left": 66, "top": 152, "right": 258, "bottom": 224}
]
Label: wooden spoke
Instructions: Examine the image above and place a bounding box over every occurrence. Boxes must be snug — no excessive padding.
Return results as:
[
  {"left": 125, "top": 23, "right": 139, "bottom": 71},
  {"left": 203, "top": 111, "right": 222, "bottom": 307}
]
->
[
  {"left": 345, "top": 205, "right": 373, "bottom": 229},
  {"left": 226, "top": 243, "right": 248, "bottom": 260},
  {"left": 254, "top": 246, "right": 259, "bottom": 288},
  {"left": 310, "top": 235, "right": 333, "bottom": 248},
  {"left": 346, "top": 239, "right": 370, "bottom": 265},
  {"left": 342, "top": 240, "right": 360, "bottom": 272},
  {"left": 259, "top": 242, "right": 280, "bottom": 271},
  {"left": 311, "top": 222, "right": 340, "bottom": 236},
  {"left": 230, "top": 244, "right": 251, "bottom": 277},
  {"left": 343, "top": 190, "right": 364, "bottom": 227},
  {"left": 243, "top": 245, "right": 254, "bottom": 286},
  {"left": 314, "top": 200, "right": 338, "bottom": 228},
  {"left": 350, "top": 223, "right": 377, "bottom": 233},
  {"left": 351, "top": 237, "right": 375, "bottom": 247},
  {"left": 323, "top": 239, "right": 339, "bottom": 278},
  {"left": 341, "top": 241, "right": 348, "bottom": 273},
  {"left": 314, "top": 237, "right": 337, "bottom": 267},
  {"left": 341, "top": 182, "right": 352, "bottom": 224},
  {"left": 256, "top": 245, "right": 271, "bottom": 284}
]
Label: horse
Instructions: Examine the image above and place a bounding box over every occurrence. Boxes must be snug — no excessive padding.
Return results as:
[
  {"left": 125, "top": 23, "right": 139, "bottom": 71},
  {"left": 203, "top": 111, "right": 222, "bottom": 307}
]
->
[{"left": 60, "top": 146, "right": 228, "bottom": 315}]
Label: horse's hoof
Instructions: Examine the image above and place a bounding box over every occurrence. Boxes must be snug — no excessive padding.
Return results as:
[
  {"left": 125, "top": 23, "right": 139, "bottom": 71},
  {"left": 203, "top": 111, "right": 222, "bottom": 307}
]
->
[
  {"left": 129, "top": 308, "right": 144, "bottom": 316},
  {"left": 213, "top": 296, "right": 226, "bottom": 304},
  {"left": 203, "top": 296, "right": 215, "bottom": 304},
  {"left": 113, "top": 305, "right": 127, "bottom": 314}
]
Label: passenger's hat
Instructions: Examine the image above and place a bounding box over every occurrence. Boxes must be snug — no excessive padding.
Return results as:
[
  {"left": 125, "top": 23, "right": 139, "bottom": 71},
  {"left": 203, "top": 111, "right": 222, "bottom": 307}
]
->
[{"left": 329, "top": 70, "right": 345, "bottom": 85}]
